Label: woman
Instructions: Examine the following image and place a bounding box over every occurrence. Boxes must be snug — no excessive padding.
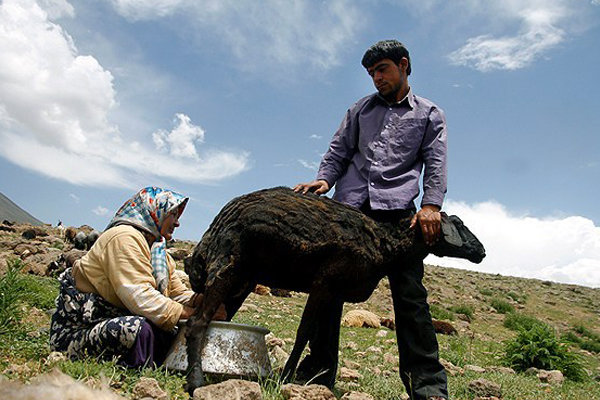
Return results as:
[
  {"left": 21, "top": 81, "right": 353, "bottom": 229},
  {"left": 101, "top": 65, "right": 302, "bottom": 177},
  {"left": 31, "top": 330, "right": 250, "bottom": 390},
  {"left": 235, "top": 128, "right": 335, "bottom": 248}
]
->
[{"left": 50, "top": 186, "right": 221, "bottom": 367}]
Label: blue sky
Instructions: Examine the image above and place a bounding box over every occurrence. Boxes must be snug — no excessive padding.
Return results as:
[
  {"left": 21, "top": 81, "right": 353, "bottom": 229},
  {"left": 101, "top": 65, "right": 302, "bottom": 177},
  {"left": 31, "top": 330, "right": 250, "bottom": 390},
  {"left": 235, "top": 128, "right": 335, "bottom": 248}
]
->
[{"left": 1, "top": 0, "right": 599, "bottom": 287}]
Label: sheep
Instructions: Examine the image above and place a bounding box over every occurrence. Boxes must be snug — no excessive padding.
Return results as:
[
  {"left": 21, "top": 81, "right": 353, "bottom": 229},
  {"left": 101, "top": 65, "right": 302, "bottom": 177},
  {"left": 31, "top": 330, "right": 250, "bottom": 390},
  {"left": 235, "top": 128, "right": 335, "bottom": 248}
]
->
[
  {"left": 183, "top": 187, "right": 485, "bottom": 393},
  {"left": 73, "top": 231, "right": 87, "bottom": 250},
  {"left": 86, "top": 230, "right": 100, "bottom": 249}
]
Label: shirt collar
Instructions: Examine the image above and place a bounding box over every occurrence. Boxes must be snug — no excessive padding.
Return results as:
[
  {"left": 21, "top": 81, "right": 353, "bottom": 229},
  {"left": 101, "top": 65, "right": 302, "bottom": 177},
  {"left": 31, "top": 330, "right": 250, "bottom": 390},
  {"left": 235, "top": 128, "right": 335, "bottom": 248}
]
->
[{"left": 376, "top": 87, "right": 414, "bottom": 109}]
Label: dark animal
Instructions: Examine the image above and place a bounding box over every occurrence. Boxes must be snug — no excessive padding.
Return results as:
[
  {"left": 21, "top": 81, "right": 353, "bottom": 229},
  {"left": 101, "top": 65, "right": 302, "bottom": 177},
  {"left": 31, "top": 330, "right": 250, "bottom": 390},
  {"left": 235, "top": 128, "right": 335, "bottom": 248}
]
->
[
  {"left": 184, "top": 187, "right": 485, "bottom": 393},
  {"left": 73, "top": 231, "right": 87, "bottom": 250},
  {"left": 86, "top": 230, "right": 100, "bottom": 249}
]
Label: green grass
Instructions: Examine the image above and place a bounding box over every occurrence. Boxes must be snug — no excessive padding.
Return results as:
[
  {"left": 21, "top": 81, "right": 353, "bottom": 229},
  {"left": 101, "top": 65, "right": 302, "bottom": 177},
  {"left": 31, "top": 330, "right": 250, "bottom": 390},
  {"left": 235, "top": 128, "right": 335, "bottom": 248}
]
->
[
  {"left": 430, "top": 304, "right": 455, "bottom": 321},
  {"left": 503, "top": 312, "right": 546, "bottom": 332},
  {"left": 450, "top": 304, "right": 474, "bottom": 321},
  {"left": 491, "top": 298, "right": 515, "bottom": 314}
]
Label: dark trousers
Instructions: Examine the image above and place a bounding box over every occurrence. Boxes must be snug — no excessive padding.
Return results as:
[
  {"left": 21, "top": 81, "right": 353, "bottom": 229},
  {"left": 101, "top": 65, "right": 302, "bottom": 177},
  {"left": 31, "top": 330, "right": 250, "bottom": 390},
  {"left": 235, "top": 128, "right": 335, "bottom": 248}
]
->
[
  {"left": 361, "top": 203, "right": 448, "bottom": 400},
  {"left": 121, "top": 320, "right": 176, "bottom": 368}
]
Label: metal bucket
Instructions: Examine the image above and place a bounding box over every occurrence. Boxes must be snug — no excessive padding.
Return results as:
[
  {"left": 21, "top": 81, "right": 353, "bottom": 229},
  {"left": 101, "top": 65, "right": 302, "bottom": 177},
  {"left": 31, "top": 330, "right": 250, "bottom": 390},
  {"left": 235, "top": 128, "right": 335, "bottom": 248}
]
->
[{"left": 164, "top": 321, "right": 272, "bottom": 379}]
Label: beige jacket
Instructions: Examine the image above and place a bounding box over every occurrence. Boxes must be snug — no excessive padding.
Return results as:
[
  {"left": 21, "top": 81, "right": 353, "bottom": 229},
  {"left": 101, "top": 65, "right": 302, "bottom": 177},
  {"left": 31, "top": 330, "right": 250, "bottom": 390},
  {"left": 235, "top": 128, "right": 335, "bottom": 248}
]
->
[{"left": 72, "top": 225, "right": 193, "bottom": 331}]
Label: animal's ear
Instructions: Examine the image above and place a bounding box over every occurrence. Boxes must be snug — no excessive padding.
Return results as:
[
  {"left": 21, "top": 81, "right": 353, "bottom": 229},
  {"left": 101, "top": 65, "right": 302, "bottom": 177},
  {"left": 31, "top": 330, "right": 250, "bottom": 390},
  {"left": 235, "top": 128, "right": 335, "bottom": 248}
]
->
[{"left": 440, "top": 212, "right": 463, "bottom": 247}]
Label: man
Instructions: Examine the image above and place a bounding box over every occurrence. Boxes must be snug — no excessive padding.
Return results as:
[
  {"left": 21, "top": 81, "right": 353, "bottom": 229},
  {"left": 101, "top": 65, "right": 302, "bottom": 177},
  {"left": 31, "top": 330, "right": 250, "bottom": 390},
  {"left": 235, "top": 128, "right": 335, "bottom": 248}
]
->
[{"left": 294, "top": 40, "right": 448, "bottom": 400}]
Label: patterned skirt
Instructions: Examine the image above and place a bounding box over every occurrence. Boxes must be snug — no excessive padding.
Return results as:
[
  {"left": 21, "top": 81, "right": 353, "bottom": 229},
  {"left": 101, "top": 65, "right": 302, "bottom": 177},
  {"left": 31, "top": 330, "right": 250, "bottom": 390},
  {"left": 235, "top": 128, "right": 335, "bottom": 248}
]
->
[{"left": 49, "top": 268, "right": 145, "bottom": 361}]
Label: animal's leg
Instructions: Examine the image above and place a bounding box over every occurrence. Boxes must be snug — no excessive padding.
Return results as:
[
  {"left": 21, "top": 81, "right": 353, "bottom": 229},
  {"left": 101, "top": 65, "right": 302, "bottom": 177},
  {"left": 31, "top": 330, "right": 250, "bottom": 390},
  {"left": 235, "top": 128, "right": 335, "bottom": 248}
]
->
[
  {"left": 297, "top": 297, "right": 344, "bottom": 388},
  {"left": 282, "top": 290, "right": 326, "bottom": 381},
  {"left": 185, "top": 268, "right": 237, "bottom": 395}
]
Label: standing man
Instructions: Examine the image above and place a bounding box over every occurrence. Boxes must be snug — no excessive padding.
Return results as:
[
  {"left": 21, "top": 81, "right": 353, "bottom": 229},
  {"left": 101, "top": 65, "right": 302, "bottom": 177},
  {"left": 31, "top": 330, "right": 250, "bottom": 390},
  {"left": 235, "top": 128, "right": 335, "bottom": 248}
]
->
[{"left": 294, "top": 40, "right": 447, "bottom": 400}]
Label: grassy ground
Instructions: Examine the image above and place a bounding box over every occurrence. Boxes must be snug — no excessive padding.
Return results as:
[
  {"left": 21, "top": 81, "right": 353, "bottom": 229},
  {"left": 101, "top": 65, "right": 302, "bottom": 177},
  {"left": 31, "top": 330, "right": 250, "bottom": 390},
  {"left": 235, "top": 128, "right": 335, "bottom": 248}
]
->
[{"left": 1, "top": 257, "right": 599, "bottom": 399}]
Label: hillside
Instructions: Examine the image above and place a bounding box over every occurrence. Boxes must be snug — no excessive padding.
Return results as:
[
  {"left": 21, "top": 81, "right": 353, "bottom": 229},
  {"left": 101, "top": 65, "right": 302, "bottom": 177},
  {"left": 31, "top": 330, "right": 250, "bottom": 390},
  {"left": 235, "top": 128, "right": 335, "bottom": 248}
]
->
[
  {"left": 0, "top": 192, "right": 44, "bottom": 226},
  {"left": 0, "top": 221, "right": 599, "bottom": 399}
]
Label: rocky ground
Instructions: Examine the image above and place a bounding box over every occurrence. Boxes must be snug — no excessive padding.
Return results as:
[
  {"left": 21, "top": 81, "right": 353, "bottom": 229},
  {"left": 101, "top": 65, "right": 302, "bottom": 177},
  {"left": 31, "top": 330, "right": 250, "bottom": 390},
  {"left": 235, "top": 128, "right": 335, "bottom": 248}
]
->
[{"left": 1, "top": 220, "right": 599, "bottom": 399}]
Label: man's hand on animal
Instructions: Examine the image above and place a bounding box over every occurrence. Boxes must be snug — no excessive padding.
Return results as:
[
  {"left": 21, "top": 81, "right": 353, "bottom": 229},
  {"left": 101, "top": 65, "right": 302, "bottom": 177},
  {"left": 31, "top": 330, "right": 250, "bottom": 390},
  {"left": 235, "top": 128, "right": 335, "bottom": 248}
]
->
[
  {"left": 410, "top": 205, "right": 442, "bottom": 246},
  {"left": 293, "top": 179, "right": 330, "bottom": 195}
]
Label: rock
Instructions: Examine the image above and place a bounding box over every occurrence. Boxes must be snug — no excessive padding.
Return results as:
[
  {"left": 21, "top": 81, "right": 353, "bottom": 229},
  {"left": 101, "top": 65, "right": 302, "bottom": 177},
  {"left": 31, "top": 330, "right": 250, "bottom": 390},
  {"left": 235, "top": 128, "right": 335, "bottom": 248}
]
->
[
  {"left": 344, "top": 341, "right": 358, "bottom": 350},
  {"left": 383, "top": 353, "right": 398, "bottom": 365},
  {"left": 465, "top": 364, "right": 486, "bottom": 373},
  {"left": 486, "top": 366, "right": 516, "bottom": 375},
  {"left": 432, "top": 319, "right": 458, "bottom": 335},
  {"left": 194, "top": 379, "right": 262, "bottom": 400},
  {"left": 399, "top": 394, "right": 410, "bottom": 400},
  {"left": 254, "top": 284, "right": 271, "bottom": 296},
  {"left": 339, "top": 367, "right": 362, "bottom": 381},
  {"left": 365, "top": 346, "right": 382, "bottom": 354},
  {"left": 340, "top": 391, "right": 375, "bottom": 400},
  {"left": 439, "top": 358, "right": 464, "bottom": 376},
  {"left": 468, "top": 378, "right": 502, "bottom": 398},
  {"left": 376, "top": 329, "right": 388, "bottom": 337},
  {"left": 538, "top": 369, "right": 564, "bottom": 385},
  {"left": 265, "top": 334, "right": 286, "bottom": 349},
  {"left": 44, "top": 351, "right": 67, "bottom": 365},
  {"left": 281, "top": 383, "right": 335, "bottom": 400},
  {"left": 269, "top": 345, "right": 289, "bottom": 369},
  {"left": 341, "top": 310, "right": 381, "bottom": 329},
  {"left": 343, "top": 360, "right": 361, "bottom": 370},
  {"left": 132, "top": 377, "right": 167, "bottom": 400}
]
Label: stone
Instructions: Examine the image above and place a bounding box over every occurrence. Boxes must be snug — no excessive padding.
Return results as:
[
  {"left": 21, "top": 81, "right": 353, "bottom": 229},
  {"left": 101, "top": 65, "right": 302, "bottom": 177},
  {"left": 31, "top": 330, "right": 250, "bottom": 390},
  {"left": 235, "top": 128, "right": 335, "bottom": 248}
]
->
[
  {"left": 465, "top": 364, "right": 486, "bottom": 373},
  {"left": 340, "top": 391, "right": 375, "bottom": 400},
  {"left": 376, "top": 329, "right": 388, "bottom": 337},
  {"left": 132, "top": 377, "right": 167, "bottom": 400},
  {"left": 486, "top": 366, "right": 516, "bottom": 375},
  {"left": 281, "top": 383, "right": 336, "bottom": 400},
  {"left": 341, "top": 310, "right": 381, "bottom": 329},
  {"left": 339, "top": 367, "right": 362, "bottom": 381},
  {"left": 344, "top": 341, "right": 358, "bottom": 350},
  {"left": 265, "top": 334, "right": 286, "bottom": 348},
  {"left": 383, "top": 353, "right": 398, "bottom": 365},
  {"left": 365, "top": 346, "right": 382, "bottom": 354},
  {"left": 269, "top": 345, "right": 289, "bottom": 369},
  {"left": 439, "top": 358, "right": 464, "bottom": 376},
  {"left": 254, "top": 284, "right": 271, "bottom": 296},
  {"left": 193, "top": 379, "right": 262, "bottom": 400},
  {"left": 468, "top": 378, "right": 502, "bottom": 398},
  {"left": 538, "top": 369, "right": 564, "bottom": 385},
  {"left": 343, "top": 360, "right": 361, "bottom": 370}
]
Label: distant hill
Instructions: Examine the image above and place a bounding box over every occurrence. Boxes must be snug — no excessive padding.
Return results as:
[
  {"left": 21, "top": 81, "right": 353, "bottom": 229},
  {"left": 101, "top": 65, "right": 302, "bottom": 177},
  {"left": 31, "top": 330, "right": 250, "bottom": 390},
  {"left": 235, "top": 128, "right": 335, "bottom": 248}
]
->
[{"left": 0, "top": 192, "right": 44, "bottom": 226}]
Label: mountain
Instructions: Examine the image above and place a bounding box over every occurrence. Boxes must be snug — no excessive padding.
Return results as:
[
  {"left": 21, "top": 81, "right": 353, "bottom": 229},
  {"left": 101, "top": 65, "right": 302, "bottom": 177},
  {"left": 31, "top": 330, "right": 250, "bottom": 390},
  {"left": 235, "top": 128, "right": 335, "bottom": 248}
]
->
[{"left": 0, "top": 191, "right": 44, "bottom": 226}]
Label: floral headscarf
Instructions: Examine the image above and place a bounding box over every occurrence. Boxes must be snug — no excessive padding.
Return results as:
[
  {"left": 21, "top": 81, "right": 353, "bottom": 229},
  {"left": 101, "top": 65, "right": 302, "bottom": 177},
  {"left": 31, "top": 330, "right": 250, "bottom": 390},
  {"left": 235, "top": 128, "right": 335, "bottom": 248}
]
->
[{"left": 106, "top": 187, "right": 188, "bottom": 293}]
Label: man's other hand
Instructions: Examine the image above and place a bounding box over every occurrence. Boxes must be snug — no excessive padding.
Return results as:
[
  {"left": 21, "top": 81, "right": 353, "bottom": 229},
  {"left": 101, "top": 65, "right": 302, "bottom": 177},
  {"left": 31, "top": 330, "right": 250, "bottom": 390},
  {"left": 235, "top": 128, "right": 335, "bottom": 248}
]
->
[
  {"left": 293, "top": 180, "right": 330, "bottom": 195},
  {"left": 410, "top": 205, "right": 442, "bottom": 246}
]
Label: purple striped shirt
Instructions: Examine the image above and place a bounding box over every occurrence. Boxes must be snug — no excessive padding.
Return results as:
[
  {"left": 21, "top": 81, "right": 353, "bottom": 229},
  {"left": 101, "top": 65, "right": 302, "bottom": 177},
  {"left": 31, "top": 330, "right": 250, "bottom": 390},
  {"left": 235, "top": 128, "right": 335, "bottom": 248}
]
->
[{"left": 316, "top": 89, "right": 447, "bottom": 210}]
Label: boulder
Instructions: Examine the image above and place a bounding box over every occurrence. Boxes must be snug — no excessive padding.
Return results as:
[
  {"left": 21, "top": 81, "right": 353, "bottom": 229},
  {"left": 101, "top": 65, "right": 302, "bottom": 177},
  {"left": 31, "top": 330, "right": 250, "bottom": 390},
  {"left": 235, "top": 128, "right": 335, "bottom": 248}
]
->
[
  {"left": 132, "top": 377, "right": 167, "bottom": 400},
  {"left": 281, "top": 383, "right": 336, "bottom": 400},
  {"left": 468, "top": 378, "right": 502, "bottom": 398},
  {"left": 340, "top": 391, "right": 375, "bottom": 400},
  {"left": 193, "top": 379, "right": 262, "bottom": 400},
  {"left": 538, "top": 369, "right": 564, "bottom": 385}
]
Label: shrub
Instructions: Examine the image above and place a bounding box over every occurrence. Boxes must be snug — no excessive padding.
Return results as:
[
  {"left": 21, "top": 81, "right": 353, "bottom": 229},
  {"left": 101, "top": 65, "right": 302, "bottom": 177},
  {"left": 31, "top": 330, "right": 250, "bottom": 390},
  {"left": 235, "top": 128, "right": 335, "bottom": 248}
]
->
[
  {"left": 429, "top": 304, "right": 454, "bottom": 321},
  {"left": 504, "top": 312, "right": 545, "bottom": 332},
  {"left": 479, "top": 288, "right": 493, "bottom": 296},
  {"left": 491, "top": 298, "right": 514, "bottom": 314},
  {"left": 563, "top": 325, "right": 600, "bottom": 354},
  {"left": 450, "top": 304, "right": 474, "bottom": 321},
  {"left": 503, "top": 324, "right": 586, "bottom": 381},
  {"left": 0, "top": 259, "right": 26, "bottom": 335}
]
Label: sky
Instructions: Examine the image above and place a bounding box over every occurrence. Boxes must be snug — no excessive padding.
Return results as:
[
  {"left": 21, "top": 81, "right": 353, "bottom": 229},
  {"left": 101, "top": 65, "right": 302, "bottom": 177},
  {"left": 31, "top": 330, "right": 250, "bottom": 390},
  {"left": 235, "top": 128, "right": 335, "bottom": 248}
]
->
[{"left": 1, "top": 0, "right": 599, "bottom": 288}]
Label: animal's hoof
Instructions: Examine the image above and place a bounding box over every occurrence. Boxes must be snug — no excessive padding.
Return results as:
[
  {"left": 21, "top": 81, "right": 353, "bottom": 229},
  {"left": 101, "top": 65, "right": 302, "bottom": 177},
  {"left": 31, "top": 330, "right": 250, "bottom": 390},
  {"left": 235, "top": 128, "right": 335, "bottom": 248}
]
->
[{"left": 185, "top": 368, "right": 205, "bottom": 396}]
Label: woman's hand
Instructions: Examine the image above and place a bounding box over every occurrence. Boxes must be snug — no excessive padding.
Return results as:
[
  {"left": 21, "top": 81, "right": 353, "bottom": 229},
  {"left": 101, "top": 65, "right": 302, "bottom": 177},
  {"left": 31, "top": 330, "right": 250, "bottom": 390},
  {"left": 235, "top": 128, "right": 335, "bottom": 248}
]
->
[
  {"left": 180, "top": 304, "right": 197, "bottom": 320},
  {"left": 184, "top": 292, "right": 227, "bottom": 321}
]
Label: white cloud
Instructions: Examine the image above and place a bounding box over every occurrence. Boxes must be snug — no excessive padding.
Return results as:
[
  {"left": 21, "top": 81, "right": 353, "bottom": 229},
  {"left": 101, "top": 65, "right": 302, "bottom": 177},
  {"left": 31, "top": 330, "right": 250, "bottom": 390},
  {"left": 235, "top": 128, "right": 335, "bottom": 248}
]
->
[
  {"left": 298, "top": 159, "right": 320, "bottom": 171},
  {"left": 106, "top": 0, "right": 363, "bottom": 72},
  {"left": 309, "top": 134, "right": 323, "bottom": 140},
  {"left": 425, "top": 200, "right": 600, "bottom": 288},
  {"left": 69, "top": 193, "right": 80, "bottom": 203},
  {"left": 0, "top": 0, "right": 248, "bottom": 188},
  {"left": 92, "top": 205, "right": 109, "bottom": 216},
  {"left": 446, "top": 0, "right": 581, "bottom": 71}
]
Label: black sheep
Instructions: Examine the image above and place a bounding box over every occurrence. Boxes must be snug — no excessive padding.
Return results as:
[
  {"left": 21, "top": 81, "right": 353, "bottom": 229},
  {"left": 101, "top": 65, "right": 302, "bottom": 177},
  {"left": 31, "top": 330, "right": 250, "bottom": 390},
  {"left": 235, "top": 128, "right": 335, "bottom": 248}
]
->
[{"left": 184, "top": 187, "right": 485, "bottom": 392}]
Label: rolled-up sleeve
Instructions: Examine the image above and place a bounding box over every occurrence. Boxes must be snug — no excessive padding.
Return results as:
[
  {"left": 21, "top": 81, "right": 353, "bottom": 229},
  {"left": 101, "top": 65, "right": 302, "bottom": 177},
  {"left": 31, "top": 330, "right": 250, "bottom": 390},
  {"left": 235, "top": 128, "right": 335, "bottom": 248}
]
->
[
  {"left": 316, "top": 108, "right": 358, "bottom": 187},
  {"left": 420, "top": 106, "right": 447, "bottom": 207}
]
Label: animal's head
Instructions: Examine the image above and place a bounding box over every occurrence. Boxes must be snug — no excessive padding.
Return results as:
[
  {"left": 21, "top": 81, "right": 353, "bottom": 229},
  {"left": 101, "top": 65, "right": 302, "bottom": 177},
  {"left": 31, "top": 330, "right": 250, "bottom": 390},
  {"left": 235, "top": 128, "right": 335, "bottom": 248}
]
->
[{"left": 429, "top": 214, "right": 486, "bottom": 263}]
